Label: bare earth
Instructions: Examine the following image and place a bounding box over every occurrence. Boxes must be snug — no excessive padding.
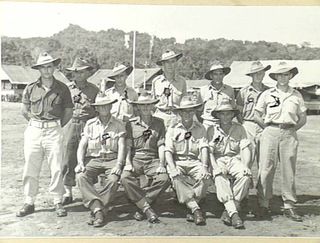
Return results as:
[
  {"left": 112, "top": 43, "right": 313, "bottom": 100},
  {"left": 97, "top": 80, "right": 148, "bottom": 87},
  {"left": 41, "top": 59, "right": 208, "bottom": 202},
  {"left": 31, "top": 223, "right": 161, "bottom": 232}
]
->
[{"left": 1, "top": 102, "right": 320, "bottom": 237}]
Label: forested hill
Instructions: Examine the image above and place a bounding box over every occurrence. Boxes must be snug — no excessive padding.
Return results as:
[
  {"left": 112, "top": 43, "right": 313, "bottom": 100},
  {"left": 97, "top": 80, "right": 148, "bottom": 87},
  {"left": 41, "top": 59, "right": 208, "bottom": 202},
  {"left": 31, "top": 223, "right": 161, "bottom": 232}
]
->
[{"left": 2, "top": 24, "right": 320, "bottom": 79}]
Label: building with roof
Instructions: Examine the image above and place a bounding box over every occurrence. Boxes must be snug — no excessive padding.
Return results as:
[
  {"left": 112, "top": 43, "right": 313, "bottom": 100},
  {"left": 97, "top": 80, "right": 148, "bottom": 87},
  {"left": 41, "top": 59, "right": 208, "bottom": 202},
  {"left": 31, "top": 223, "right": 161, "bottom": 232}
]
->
[
  {"left": 1, "top": 64, "right": 70, "bottom": 101},
  {"left": 88, "top": 68, "right": 162, "bottom": 92}
]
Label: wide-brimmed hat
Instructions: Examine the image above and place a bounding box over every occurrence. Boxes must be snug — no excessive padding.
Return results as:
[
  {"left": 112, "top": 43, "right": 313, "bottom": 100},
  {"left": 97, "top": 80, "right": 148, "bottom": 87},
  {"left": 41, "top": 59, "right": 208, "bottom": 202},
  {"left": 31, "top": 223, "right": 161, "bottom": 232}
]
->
[
  {"left": 31, "top": 52, "right": 61, "bottom": 70},
  {"left": 92, "top": 95, "right": 117, "bottom": 106},
  {"left": 269, "top": 62, "right": 298, "bottom": 81},
  {"left": 66, "top": 57, "right": 93, "bottom": 71},
  {"left": 107, "top": 63, "right": 133, "bottom": 79},
  {"left": 173, "top": 96, "right": 203, "bottom": 111},
  {"left": 246, "top": 61, "right": 271, "bottom": 76},
  {"left": 156, "top": 50, "right": 183, "bottom": 66},
  {"left": 204, "top": 61, "right": 231, "bottom": 80},
  {"left": 130, "top": 92, "right": 159, "bottom": 105},
  {"left": 211, "top": 101, "right": 239, "bottom": 118}
]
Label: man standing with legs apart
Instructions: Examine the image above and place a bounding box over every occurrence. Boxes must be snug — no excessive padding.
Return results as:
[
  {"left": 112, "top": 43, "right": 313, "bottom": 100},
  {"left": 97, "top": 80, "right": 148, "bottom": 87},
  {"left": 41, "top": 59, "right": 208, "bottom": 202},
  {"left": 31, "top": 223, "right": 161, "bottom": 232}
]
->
[
  {"left": 165, "top": 96, "right": 211, "bottom": 226},
  {"left": 76, "top": 95, "right": 126, "bottom": 227},
  {"left": 152, "top": 50, "right": 187, "bottom": 128},
  {"left": 255, "top": 62, "right": 307, "bottom": 222},
  {"left": 121, "top": 92, "right": 170, "bottom": 223},
  {"left": 17, "top": 52, "right": 74, "bottom": 217},
  {"left": 62, "top": 57, "right": 99, "bottom": 205},
  {"left": 208, "top": 102, "right": 252, "bottom": 229}
]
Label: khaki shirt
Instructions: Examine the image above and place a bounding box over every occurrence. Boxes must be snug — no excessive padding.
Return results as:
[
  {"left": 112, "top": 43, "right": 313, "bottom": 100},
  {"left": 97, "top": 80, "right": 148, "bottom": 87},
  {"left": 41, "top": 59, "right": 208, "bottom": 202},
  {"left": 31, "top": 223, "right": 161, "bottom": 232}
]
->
[
  {"left": 22, "top": 78, "right": 74, "bottom": 120},
  {"left": 165, "top": 119, "right": 208, "bottom": 161},
  {"left": 255, "top": 87, "right": 307, "bottom": 125},
  {"left": 67, "top": 81, "right": 99, "bottom": 121},
  {"left": 200, "top": 84, "right": 235, "bottom": 122},
  {"left": 236, "top": 83, "right": 269, "bottom": 121},
  {"left": 127, "top": 116, "right": 165, "bottom": 161},
  {"left": 207, "top": 122, "right": 251, "bottom": 159},
  {"left": 104, "top": 86, "right": 138, "bottom": 121},
  {"left": 82, "top": 116, "right": 126, "bottom": 159},
  {"left": 151, "top": 74, "right": 187, "bottom": 109}
]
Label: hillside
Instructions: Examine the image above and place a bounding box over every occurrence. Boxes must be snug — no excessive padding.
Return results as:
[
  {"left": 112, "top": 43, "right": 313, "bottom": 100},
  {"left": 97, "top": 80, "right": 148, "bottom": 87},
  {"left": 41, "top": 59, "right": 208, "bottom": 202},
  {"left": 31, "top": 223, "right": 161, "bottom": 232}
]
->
[{"left": 2, "top": 24, "right": 320, "bottom": 79}]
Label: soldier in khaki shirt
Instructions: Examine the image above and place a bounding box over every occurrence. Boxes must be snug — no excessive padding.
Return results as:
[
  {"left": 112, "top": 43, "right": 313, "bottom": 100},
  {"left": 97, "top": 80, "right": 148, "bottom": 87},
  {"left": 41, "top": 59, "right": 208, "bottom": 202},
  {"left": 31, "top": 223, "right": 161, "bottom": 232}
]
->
[
  {"left": 165, "top": 96, "right": 211, "bottom": 226},
  {"left": 152, "top": 50, "right": 187, "bottom": 128},
  {"left": 104, "top": 63, "right": 138, "bottom": 122},
  {"left": 62, "top": 57, "right": 99, "bottom": 205},
  {"left": 76, "top": 95, "right": 126, "bottom": 227},
  {"left": 199, "top": 61, "right": 237, "bottom": 130},
  {"left": 208, "top": 102, "right": 252, "bottom": 229},
  {"left": 255, "top": 62, "right": 307, "bottom": 222}
]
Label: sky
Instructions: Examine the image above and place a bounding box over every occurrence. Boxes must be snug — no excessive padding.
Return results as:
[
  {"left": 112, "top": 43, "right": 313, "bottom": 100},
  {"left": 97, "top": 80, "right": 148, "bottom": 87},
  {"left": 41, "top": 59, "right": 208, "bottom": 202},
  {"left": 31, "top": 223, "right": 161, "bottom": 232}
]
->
[{"left": 0, "top": 2, "right": 320, "bottom": 47}]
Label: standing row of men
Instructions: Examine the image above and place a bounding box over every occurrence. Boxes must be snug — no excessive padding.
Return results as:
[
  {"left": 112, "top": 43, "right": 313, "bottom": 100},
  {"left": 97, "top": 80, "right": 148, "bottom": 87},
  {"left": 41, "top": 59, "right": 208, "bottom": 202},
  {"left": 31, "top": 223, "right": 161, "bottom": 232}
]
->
[{"left": 16, "top": 49, "right": 307, "bottom": 229}]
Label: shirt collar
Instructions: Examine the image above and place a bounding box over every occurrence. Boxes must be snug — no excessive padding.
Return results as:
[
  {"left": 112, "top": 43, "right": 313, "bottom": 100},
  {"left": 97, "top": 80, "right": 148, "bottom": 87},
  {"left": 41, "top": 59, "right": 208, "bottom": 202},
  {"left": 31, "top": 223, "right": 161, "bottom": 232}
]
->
[
  {"left": 176, "top": 118, "right": 200, "bottom": 131},
  {"left": 209, "top": 84, "right": 225, "bottom": 91},
  {"left": 36, "top": 77, "right": 58, "bottom": 90},
  {"left": 96, "top": 115, "right": 114, "bottom": 127}
]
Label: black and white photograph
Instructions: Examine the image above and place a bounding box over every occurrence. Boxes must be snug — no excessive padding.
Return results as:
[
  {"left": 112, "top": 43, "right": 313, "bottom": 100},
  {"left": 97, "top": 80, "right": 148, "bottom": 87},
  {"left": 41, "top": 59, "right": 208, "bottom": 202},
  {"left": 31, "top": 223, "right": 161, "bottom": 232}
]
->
[{"left": 1, "top": 1, "right": 320, "bottom": 238}]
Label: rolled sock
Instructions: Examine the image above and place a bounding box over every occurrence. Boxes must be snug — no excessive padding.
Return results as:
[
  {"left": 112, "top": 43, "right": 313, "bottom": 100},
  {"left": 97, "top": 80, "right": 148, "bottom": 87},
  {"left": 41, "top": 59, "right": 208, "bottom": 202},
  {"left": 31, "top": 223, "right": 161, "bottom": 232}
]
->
[
  {"left": 225, "top": 200, "right": 238, "bottom": 217},
  {"left": 186, "top": 199, "right": 200, "bottom": 213},
  {"left": 53, "top": 196, "right": 63, "bottom": 205},
  {"left": 64, "top": 186, "right": 72, "bottom": 197},
  {"left": 136, "top": 198, "right": 151, "bottom": 212},
  {"left": 25, "top": 196, "right": 35, "bottom": 205}
]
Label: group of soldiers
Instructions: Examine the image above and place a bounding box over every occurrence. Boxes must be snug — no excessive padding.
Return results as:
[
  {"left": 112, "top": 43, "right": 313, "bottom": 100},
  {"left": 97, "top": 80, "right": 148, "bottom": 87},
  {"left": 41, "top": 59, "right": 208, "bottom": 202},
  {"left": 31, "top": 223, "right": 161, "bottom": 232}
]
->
[{"left": 16, "top": 49, "right": 307, "bottom": 230}]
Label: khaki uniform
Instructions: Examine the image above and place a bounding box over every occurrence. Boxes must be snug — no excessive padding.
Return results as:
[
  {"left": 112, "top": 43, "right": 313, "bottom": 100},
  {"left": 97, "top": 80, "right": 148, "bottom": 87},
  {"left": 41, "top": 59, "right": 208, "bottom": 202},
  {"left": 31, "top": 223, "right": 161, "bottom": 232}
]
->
[
  {"left": 63, "top": 81, "right": 99, "bottom": 187},
  {"left": 77, "top": 116, "right": 126, "bottom": 209},
  {"left": 104, "top": 86, "right": 138, "bottom": 122},
  {"left": 236, "top": 83, "right": 269, "bottom": 165},
  {"left": 165, "top": 119, "right": 210, "bottom": 205},
  {"left": 255, "top": 87, "right": 307, "bottom": 209},
  {"left": 121, "top": 117, "right": 170, "bottom": 209},
  {"left": 208, "top": 123, "right": 252, "bottom": 216},
  {"left": 152, "top": 74, "right": 187, "bottom": 128},
  {"left": 199, "top": 84, "right": 235, "bottom": 129},
  {"left": 21, "top": 78, "right": 74, "bottom": 205}
]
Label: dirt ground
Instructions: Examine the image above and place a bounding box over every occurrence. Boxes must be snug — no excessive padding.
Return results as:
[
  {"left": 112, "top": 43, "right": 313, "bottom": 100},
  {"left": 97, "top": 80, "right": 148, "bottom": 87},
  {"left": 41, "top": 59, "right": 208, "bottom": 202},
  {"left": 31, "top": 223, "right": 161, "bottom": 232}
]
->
[{"left": 1, "top": 102, "right": 320, "bottom": 237}]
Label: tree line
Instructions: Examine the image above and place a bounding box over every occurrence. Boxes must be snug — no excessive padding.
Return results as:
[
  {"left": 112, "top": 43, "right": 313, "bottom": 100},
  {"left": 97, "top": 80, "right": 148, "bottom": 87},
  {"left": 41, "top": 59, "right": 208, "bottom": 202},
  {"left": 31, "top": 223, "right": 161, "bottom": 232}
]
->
[{"left": 2, "top": 24, "right": 320, "bottom": 80}]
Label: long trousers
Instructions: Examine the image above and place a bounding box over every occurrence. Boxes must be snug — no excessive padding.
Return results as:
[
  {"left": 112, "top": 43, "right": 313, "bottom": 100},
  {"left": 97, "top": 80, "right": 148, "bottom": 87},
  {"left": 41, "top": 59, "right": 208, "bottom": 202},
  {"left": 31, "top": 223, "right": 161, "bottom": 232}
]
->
[
  {"left": 23, "top": 124, "right": 65, "bottom": 205},
  {"left": 257, "top": 126, "right": 298, "bottom": 208},
  {"left": 121, "top": 158, "right": 170, "bottom": 209},
  {"left": 62, "top": 119, "right": 86, "bottom": 187},
  {"left": 77, "top": 158, "right": 119, "bottom": 210}
]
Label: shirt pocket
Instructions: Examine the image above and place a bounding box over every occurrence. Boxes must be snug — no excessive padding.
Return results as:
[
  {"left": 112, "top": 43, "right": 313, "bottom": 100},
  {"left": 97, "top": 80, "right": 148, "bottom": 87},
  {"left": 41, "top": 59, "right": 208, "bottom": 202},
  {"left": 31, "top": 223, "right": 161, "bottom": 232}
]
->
[
  {"left": 228, "top": 137, "right": 240, "bottom": 153},
  {"left": 48, "top": 93, "right": 63, "bottom": 117},
  {"left": 104, "top": 131, "right": 119, "bottom": 152},
  {"left": 286, "top": 98, "right": 300, "bottom": 115},
  {"left": 173, "top": 137, "right": 186, "bottom": 153},
  {"left": 87, "top": 134, "right": 101, "bottom": 152},
  {"left": 30, "top": 94, "right": 43, "bottom": 115},
  {"left": 189, "top": 137, "right": 200, "bottom": 155}
]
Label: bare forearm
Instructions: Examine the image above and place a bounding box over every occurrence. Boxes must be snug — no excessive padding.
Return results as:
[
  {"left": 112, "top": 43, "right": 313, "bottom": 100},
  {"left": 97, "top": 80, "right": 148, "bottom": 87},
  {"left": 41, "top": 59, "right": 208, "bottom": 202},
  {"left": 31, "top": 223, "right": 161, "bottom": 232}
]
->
[
  {"left": 77, "top": 138, "right": 88, "bottom": 165},
  {"left": 295, "top": 112, "right": 307, "bottom": 131},
  {"left": 21, "top": 104, "right": 31, "bottom": 121},
  {"left": 209, "top": 154, "right": 219, "bottom": 170},
  {"left": 200, "top": 147, "right": 209, "bottom": 167},
  {"left": 158, "top": 145, "right": 166, "bottom": 166},
  {"left": 165, "top": 151, "right": 176, "bottom": 170},
  {"left": 61, "top": 108, "right": 73, "bottom": 127},
  {"left": 117, "top": 137, "right": 126, "bottom": 167},
  {"left": 254, "top": 111, "right": 266, "bottom": 129},
  {"left": 241, "top": 147, "right": 252, "bottom": 168}
]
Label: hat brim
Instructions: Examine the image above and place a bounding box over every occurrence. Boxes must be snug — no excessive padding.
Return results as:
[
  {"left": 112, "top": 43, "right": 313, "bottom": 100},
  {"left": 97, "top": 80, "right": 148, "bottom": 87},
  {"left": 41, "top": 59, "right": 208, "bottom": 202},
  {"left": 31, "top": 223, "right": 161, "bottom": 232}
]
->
[
  {"left": 108, "top": 66, "right": 133, "bottom": 79},
  {"left": 269, "top": 67, "right": 298, "bottom": 81},
  {"left": 92, "top": 99, "right": 117, "bottom": 106},
  {"left": 66, "top": 66, "right": 93, "bottom": 71},
  {"left": 245, "top": 65, "right": 271, "bottom": 76},
  {"left": 204, "top": 67, "right": 231, "bottom": 80},
  {"left": 211, "top": 109, "right": 240, "bottom": 118},
  {"left": 31, "top": 58, "right": 61, "bottom": 70},
  {"left": 173, "top": 103, "right": 203, "bottom": 111},
  {"left": 130, "top": 99, "right": 160, "bottom": 105},
  {"left": 156, "top": 53, "right": 183, "bottom": 66}
]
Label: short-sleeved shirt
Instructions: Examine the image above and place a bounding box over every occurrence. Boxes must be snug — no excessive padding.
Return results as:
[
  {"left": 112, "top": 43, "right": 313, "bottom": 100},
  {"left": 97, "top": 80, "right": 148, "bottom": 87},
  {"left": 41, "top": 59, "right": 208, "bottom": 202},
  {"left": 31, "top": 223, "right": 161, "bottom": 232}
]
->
[
  {"left": 200, "top": 84, "right": 236, "bottom": 122},
  {"left": 255, "top": 87, "right": 307, "bottom": 125},
  {"left": 165, "top": 119, "right": 208, "bottom": 161},
  {"left": 152, "top": 74, "right": 187, "bottom": 109},
  {"left": 104, "top": 86, "right": 138, "bottom": 121},
  {"left": 82, "top": 116, "right": 126, "bottom": 159},
  {"left": 127, "top": 116, "right": 166, "bottom": 161},
  {"left": 236, "top": 83, "right": 269, "bottom": 121},
  {"left": 22, "top": 78, "right": 74, "bottom": 120},
  {"left": 67, "top": 81, "right": 99, "bottom": 121},
  {"left": 207, "top": 122, "right": 251, "bottom": 159}
]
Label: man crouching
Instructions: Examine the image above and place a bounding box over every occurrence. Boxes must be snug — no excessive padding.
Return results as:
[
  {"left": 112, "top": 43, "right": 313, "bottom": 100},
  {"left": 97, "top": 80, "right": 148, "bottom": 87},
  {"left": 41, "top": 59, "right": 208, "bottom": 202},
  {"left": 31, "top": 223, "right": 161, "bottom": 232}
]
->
[{"left": 75, "top": 95, "right": 126, "bottom": 227}]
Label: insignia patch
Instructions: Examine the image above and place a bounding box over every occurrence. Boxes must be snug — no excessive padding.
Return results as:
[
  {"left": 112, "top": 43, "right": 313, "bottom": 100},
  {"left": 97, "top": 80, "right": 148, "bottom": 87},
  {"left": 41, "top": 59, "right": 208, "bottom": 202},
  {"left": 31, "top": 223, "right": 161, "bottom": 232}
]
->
[
  {"left": 184, "top": 131, "right": 192, "bottom": 140},
  {"left": 164, "top": 87, "right": 171, "bottom": 97},
  {"left": 101, "top": 133, "right": 110, "bottom": 144},
  {"left": 143, "top": 129, "right": 152, "bottom": 141},
  {"left": 270, "top": 95, "right": 280, "bottom": 108}
]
